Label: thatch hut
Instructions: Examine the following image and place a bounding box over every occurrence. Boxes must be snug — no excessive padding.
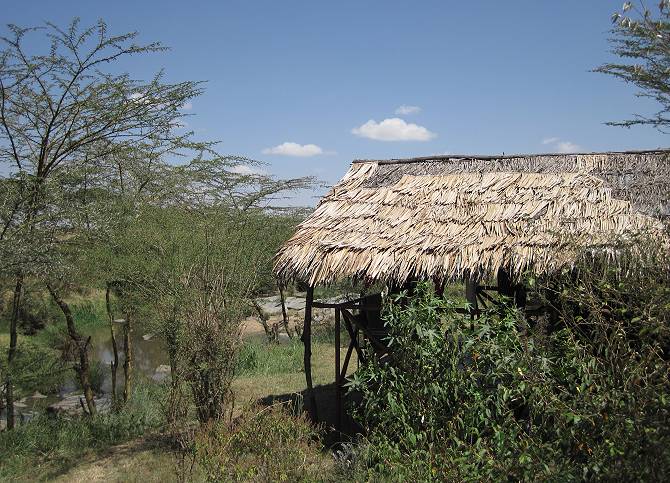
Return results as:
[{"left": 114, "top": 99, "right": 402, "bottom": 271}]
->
[{"left": 273, "top": 150, "right": 670, "bottom": 428}]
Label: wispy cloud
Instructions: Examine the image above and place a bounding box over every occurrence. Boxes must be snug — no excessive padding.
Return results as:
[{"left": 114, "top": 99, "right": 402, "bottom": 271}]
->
[
  {"left": 352, "top": 118, "right": 436, "bottom": 141},
  {"left": 262, "top": 142, "right": 325, "bottom": 157},
  {"left": 230, "top": 165, "right": 266, "bottom": 175},
  {"left": 181, "top": 101, "right": 193, "bottom": 110},
  {"left": 541, "top": 137, "right": 581, "bottom": 153},
  {"left": 395, "top": 105, "right": 421, "bottom": 115},
  {"left": 556, "top": 141, "right": 581, "bottom": 153}
]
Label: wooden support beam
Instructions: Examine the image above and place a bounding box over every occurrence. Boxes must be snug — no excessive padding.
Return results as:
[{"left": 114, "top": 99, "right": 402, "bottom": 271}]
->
[
  {"left": 301, "top": 286, "right": 318, "bottom": 422},
  {"left": 497, "top": 268, "right": 514, "bottom": 298},
  {"left": 341, "top": 308, "right": 387, "bottom": 354},
  {"left": 335, "top": 308, "right": 342, "bottom": 432},
  {"left": 340, "top": 338, "right": 355, "bottom": 383},
  {"left": 476, "top": 291, "right": 489, "bottom": 309},
  {"left": 465, "top": 277, "right": 478, "bottom": 317},
  {"left": 515, "top": 284, "right": 527, "bottom": 309},
  {"left": 478, "top": 289, "right": 498, "bottom": 305},
  {"left": 312, "top": 301, "right": 380, "bottom": 310},
  {"left": 433, "top": 276, "right": 445, "bottom": 297}
]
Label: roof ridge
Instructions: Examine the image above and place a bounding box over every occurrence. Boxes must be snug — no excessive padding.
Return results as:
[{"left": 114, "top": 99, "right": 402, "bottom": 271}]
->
[{"left": 352, "top": 149, "right": 670, "bottom": 165}]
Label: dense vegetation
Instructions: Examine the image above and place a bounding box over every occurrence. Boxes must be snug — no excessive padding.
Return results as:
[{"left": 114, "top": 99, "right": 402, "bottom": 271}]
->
[{"left": 345, "top": 248, "right": 670, "bottom": 481}]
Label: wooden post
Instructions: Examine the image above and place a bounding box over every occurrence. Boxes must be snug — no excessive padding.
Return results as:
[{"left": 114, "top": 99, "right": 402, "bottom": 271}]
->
[
  {"left": 433, "top": 276, "right": 445, "bottom": 298},
  {"left": 302, "top": 286, "right": 318, "bottom": 421},
  {"left": 465, "top": 277, "right": 478, "bottom": 317},
  {"left": 335, "top": 307, "right": 342, "bottom": 432},
  {"left": 514, "top": 284, "right": 527, "bottom": 309},
  {"left": 497, "top": 268, "right": 514, "bottom": 298}
]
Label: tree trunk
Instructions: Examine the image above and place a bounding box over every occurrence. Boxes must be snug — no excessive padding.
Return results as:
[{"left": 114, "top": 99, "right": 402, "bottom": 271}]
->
[
  {"left": 302, "top": 286, "right": 318, "bottom": 421},
  {"left": 105, "top": 283, "right": 119, "bottom": 410},
  {"left": 47, "top": 283, "right": 96, "bottom": 416},
  {"left": 278, "top": 283, "right": 292, "bottom": 339},
  {"left": 251, "top": 299, "right": 275, "bottom": 343},
  {"left": 5, "top": 275, "right": 23, "bottom": 430},
  {"left": 123, "top": 313, "right": 133, "bottom": 403}
]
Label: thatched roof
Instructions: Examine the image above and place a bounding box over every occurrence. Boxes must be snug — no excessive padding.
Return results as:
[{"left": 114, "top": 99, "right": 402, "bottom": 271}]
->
[{"left": 274, "top": 150, "right": 670, "bottom": 286}]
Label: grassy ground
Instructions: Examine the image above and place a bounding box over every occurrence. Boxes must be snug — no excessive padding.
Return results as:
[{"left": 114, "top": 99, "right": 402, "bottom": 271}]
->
[
  {"left": 50, "top": 438, "right": 178, "bottom": 483},
  {"left": 1, "top": 331, "right": 356, "bottom": 482}
]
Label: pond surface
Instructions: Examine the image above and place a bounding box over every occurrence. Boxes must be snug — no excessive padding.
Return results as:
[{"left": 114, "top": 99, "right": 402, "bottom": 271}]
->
[
  {"left": 87, "top": 324, "right": 169, "bottom": 393},
  {"left": 1, "top": 324, "right": 170, "bottom": 429},
  {"left": 2, "top": 314, "right": 278, "bottom": 428}
]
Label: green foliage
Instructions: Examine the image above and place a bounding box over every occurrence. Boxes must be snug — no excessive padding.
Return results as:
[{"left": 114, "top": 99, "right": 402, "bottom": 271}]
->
[
  {"left": 349, "top": 268, "right": 670, "bottom": 481},
  {"left": 70, "top": 299, "right": 109, "bottom": 329},
  {"left": 0, "top": 381, "right": 166, "bottom": 480},
  {"left": 16, "top": 295, "right": 54, "bottom": 334},
  {"left": 596, "top": 1, "right": 670, "bottom": 130},
  {"left": 193, "top": 404, "right": 329, "bottom": 482},
  {"left": 0, "top": 335, "right": 67, "bottom": 395}
]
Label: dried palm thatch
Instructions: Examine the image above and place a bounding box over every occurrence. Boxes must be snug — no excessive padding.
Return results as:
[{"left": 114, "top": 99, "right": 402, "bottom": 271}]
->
[{"left": 274, "top": 151, "right": 670, "bottom": 286}]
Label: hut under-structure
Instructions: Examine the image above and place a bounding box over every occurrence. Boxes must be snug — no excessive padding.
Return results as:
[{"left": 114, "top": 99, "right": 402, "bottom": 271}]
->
[{"left": 273, "top": 150, "right": 670, "bottom": 430}]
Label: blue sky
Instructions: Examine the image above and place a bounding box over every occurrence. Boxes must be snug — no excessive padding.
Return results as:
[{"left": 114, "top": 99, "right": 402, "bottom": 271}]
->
[{"left": 7, "top": 1, "right": 669, "bottom": 205}]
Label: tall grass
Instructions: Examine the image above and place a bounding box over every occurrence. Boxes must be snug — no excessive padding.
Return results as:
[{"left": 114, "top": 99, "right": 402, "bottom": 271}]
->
[{"left": 236, "top": 339, "right": 304, "bottom": 376}]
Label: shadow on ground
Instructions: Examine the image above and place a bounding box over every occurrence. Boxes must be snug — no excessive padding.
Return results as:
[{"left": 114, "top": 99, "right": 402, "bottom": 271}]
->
[
  {"left": 43, "top": 433, "right": 174, "bottom": 482},
  {"left": 259, "top": 381, "right": 364, "bottom": 447}
]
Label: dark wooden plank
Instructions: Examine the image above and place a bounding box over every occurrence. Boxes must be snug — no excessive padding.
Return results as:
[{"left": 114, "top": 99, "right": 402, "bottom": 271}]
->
[
  {"left": 340, "top": 339, "right": 355, "bottom": 382},
  {"left": 301, "top": 286, "right": 318, "bottom": 422},
  {"left": 335, "top": 308, "right": 342, "bottom": 432}
]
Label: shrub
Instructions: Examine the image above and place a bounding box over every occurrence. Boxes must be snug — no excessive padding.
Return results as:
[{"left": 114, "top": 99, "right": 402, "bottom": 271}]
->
[
  {"left": 193, "top": 403, "right": 330, "bottom": 482},
  {"left": 349, "top": 267, "right": 670, "bottom": 481},
  {"left": 0, "top": 335, "right": 68, "bottom": 395}
]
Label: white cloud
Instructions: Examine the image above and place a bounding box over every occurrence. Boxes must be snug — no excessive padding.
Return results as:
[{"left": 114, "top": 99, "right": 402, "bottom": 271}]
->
[
  {"left": 181, "top": 102, "right": 193, "bottom": 110},
  {"left": 230, "top": 165, "right": 266, "bottom": 175},
  {"left": 262, "top": 142, "right": 325, "bottom": 157},
  {"left": 395, "top": 105, "right": 421, "bottom": 115},
  {"left": 556, "top": 141, "right": 581, "bottom": 153},
  {"left": 541, "top": 137, "right": 581, "bottom": 153},
  {"left": 352, "top": 118, "right": 436, "bottom": 141}
]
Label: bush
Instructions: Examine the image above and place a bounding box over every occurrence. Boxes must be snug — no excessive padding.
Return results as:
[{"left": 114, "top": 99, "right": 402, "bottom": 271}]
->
[
  {"left": 0, "top": 335, "right": 68, "bottom": 395},
  {"left": 193, "top": 403, "right": 330, "bottom": 482},
  {"left": 348, "top": 267, "right": 670, "bottom": 481}
]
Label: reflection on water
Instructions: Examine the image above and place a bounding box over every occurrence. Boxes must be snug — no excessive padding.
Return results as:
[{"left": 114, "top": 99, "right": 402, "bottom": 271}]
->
[
  {"left": 88, "top": 325, "right": 169, "bottom": 393},
  {"left": 1, "top": 324, "right": 170, "bottom": 428}
]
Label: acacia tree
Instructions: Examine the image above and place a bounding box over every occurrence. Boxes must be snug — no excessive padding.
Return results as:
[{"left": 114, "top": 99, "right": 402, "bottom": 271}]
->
[
  {"left": 0, "top": 18, "right": 202, "bottom": 426},
  {"left": 113, "top": 158, "right": 313, "bottom": 425},
  {"left": 596, "top": 1, "right": 670, "bottom": 131}
]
